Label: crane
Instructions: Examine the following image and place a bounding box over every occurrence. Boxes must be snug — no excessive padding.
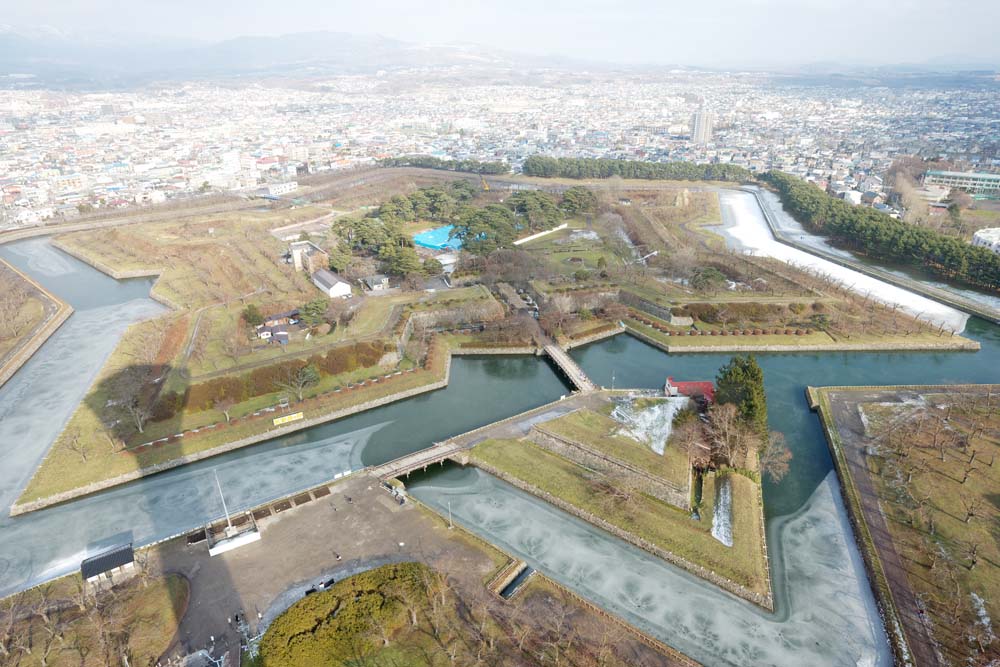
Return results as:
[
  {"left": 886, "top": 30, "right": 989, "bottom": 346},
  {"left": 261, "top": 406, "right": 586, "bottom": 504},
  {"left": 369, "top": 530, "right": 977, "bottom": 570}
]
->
[{"left": 480, "top": 174, "right": 490, "bottom": 192}]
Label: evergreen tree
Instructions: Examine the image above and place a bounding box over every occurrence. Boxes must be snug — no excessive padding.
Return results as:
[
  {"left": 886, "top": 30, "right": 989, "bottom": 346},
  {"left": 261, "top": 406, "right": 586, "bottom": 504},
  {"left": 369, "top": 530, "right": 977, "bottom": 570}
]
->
[{"left": 715, "top": 355, "right": 768, "bottom": 434}]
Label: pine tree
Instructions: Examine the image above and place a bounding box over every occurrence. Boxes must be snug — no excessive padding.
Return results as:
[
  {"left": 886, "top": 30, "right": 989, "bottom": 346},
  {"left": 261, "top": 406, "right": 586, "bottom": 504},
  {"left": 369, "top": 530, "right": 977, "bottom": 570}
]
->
[{"left": 715, "top": 355, "right": 768, "bottom": 434}]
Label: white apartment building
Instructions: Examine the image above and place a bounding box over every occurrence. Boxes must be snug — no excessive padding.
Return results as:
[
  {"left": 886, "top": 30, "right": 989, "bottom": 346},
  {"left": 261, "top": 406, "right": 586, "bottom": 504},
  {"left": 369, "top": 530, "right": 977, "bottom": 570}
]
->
[{"left": 972, "top": 228, "right": 1000, "bottom": 255}]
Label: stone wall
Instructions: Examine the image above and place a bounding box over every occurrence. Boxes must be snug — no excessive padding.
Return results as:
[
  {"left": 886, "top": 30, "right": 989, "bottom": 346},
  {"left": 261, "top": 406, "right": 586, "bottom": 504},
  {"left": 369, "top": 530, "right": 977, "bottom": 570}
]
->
[{"left": 530, "top": 426, "right": 689, "bottom": 509}]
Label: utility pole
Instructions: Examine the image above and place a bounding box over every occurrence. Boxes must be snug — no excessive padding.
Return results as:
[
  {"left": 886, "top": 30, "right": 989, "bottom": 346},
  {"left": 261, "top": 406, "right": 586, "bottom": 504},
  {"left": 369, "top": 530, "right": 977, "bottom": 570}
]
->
[{"left": 448, "top": 500, "right": 453, "bottom": 529}]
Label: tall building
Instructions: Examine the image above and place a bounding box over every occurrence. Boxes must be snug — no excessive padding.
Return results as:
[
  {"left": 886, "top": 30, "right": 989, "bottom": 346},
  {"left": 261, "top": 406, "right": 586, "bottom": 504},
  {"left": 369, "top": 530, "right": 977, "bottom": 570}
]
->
[{"left": 691, "top": 109, "right": 714, "bottom": 145}]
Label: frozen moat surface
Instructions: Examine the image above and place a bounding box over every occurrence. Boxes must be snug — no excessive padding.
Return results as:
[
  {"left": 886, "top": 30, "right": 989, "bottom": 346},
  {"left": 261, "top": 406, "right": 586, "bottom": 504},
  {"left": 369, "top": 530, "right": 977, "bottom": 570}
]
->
[
  {"left": 610, "top": 395, "right": 689, "bottom": 455},
  {"left": 717, "top": 189, "right": 970, "bottom": 333},
  {"left": 409, "top": 466, "right": 890, "bottom": 667},
  {"left": 711, "top": 476, "right": 733, "bottom": 547}
]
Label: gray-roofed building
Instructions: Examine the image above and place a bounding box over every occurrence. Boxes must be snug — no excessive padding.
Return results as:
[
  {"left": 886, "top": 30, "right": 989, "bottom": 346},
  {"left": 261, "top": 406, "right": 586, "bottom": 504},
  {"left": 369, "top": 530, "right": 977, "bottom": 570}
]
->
[
  {"left": 312, "top": 268, "right": 352, "bottom": 298},
  {"left": 81, "top": 543, "right": 135, "bottom": 591}
]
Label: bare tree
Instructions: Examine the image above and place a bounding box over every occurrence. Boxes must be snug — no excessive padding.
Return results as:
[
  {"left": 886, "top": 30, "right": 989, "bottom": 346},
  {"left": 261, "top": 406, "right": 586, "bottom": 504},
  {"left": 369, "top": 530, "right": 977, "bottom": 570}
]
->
[
  {"left": 61, "top": 426, "right": 89, "bottom": 462},
  {"left": 961, "top": 494, "right": 983, "bottom": 524},
  {"left": 213, "top": 396, "right": 237, "bottom": 423},
  {"left": 111, "top": 366, "right": 154, "bottom": 435},
  {"left": 273, "top": 364, "right": 320, "bottom": 402},
  {"left": 760, "top": 431, "right": 793, "bottom": 482},
  {"left": 707, "top": 402, "right": 760, "bottom": 469}
]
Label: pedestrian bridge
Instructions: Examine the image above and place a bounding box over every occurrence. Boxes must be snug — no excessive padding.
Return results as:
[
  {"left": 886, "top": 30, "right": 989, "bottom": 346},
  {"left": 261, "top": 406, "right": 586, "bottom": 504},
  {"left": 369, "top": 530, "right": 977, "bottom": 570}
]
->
[
  {"left": 543, "top": 344, "right": 596, "bottom": 392},
  {"left": 368, "top": 441, "right": 468, "bottom": 480}
]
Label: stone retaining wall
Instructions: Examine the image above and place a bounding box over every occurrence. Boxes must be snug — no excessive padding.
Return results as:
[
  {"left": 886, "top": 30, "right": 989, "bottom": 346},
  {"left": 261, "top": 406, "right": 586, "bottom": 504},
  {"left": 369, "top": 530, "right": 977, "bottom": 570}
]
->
[
  {"left": 530, "top": 426, "right": 689, "bottom": 509},
  {"left": 0, "top": 260, "right": 75, "bottom": 389},
  {"left": 563, "top": 325, "right": 624, "bottom": 350},
  {"left": 469, "top": 459, "right": 773, "bottom": 611}
]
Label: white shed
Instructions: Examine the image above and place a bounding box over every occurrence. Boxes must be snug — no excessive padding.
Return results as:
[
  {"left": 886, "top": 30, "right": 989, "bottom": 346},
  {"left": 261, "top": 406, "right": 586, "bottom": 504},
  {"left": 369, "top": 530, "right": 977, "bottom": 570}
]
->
[{"left": 312, "top": 269, "right": 352, "bottom": 298}]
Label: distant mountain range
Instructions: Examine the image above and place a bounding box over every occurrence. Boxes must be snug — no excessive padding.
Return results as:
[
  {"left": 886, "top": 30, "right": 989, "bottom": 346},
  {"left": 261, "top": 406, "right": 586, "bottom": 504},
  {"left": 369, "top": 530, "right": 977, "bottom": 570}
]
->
[
  {"left": 0, "top": 25, "right": 996, "bottom": 89},
  {"left": 0, "top": 28, "right": 554, "bottom": 87}
]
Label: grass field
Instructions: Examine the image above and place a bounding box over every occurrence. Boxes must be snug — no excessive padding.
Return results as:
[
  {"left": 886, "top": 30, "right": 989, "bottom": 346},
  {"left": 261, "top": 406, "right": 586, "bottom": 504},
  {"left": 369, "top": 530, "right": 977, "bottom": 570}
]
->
[
  {"left": 540, "top": 408, "right": 690, "bottom": 489},
  {"left": 0, "top": 292, "right": 47, "bottom": 361},
  {"left": 469, "top": 438, "right": 769, "bottom": 595},
  {"left": 857, "top": 389, "right": 999, "bottom": 664}
]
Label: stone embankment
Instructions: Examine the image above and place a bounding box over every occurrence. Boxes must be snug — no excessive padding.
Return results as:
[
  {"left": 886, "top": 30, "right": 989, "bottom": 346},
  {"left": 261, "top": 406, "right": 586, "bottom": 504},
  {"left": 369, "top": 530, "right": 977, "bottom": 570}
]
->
[
  {"left": 0, "top": 260, "right": 74, "bottom": 389},
  {"left": 468, "top": 459, "right": 774, "bottom": 611},
  {"left": 562, "top": 324, "right": 625, "bottom": 350}
]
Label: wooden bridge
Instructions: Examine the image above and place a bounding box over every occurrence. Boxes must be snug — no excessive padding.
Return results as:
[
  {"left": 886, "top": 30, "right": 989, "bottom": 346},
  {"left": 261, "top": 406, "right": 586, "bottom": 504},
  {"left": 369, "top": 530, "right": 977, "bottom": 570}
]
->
[{"left": 543, "top": 344, "right": 597, "bottom": 392}]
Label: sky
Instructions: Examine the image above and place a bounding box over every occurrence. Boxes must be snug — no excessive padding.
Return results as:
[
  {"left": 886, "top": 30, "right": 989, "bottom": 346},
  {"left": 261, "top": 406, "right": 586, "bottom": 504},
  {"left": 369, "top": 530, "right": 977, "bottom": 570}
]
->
[{"left": 4, "top": 0, "right": 1000, "bottom": 68}]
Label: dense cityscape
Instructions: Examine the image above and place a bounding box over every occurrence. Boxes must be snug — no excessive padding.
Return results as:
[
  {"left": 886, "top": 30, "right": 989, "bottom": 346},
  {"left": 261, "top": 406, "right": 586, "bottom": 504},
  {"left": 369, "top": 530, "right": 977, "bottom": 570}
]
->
[{"left": 3, "top": 69, "right": 1000, "bottom": 227}]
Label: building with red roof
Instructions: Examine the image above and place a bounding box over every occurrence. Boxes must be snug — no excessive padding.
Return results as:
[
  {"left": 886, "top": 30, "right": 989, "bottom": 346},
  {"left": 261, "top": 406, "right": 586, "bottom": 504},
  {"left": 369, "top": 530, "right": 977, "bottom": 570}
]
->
[{"left": 665, "top": 376, "right": 715, "bottom": 403}]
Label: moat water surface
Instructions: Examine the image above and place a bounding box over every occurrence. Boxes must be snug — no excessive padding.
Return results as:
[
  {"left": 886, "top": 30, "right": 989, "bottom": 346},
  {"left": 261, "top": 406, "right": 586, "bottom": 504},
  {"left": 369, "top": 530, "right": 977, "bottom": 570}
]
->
[{"left": 2, "top": 196, "right": 999, "bottom": 665}]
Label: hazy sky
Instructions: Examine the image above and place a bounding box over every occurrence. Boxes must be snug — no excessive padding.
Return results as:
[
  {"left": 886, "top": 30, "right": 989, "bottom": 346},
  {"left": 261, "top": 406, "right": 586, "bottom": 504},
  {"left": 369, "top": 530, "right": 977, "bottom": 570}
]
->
[{"left": 6, "top": 0, "right": 1000, "bottom": 67}]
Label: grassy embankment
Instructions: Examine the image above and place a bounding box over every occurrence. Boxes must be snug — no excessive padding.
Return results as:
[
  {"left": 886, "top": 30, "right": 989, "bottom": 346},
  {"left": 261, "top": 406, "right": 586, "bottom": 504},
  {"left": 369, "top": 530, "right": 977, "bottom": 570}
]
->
[
  {"left": 468, "top": 437, "right": 769, "bottom": 597},
  {"left": 4, "top": 574, "right": 188, "bottom": 667},
  {"left": 541, "top": 408, "right": 690, "bottom": 488}
]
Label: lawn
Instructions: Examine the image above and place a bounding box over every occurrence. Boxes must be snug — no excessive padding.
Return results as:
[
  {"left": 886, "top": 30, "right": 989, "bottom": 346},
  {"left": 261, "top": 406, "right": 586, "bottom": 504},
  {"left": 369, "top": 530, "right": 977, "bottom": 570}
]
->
[
  {"left": 469, "top": 438, "right": 769, "bottom": 596},
  {"left": 540, "top": 408, "right": 690, "bottom": 489},
  {"left": 0, "top": 292, "right": 47, "bottom": 361}
]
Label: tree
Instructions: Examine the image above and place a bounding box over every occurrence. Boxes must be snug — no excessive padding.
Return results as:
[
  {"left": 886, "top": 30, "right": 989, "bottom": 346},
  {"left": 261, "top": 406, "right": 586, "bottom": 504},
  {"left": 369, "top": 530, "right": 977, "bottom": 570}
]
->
[
  {"left": 301, "top": 298, "right": 328, "bottom": 326},
  {"left": 450, "top": 205, "right": 517, "bottom": 255},
  {"left": 560, "top": 186, "right": 598, "bottom": 215},
  {"left": 275, "top": 364, "right": 320, "bottom": 402},
  {"left": 715, "top": 355, "right": 768, "bottom": 434},
  {"left": 706, "top": 402, "right": 760, "bottom": 468},
  {"left": 507, "top": 190, "right": 563, "bottom": 231},
  {"left": 62, "top": 427, "right": 89, "bottom": 462},
  {"left": 214, "top": 396, "right": 237, "bottom": 423},
  {"left": 422, "top": 258, "right": 443, "bottom": 276},
  {"left": 111, "top": 366, "right": 154, "bottom": 435},
  {"left": 381, "top": 246, "right": 422, "bottom": 277},
  {"left": 327, "top": 245, "right": 352, "bottom": 273},
  {"left": 242, "top": 304, "right": 264, "bottom": 327},
  {"left": 760, "top": 431, "right": 793, "bottom": 482},
  {"left": 690, "top": 266, "right": 727, "bottom": 292}
]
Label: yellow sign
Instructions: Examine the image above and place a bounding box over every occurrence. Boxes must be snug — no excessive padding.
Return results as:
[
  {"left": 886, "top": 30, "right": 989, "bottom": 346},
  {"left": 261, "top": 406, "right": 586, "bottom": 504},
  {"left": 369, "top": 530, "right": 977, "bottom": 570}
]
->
[{"left": 273, "top": 412, "right": 304, "bottom": 426}]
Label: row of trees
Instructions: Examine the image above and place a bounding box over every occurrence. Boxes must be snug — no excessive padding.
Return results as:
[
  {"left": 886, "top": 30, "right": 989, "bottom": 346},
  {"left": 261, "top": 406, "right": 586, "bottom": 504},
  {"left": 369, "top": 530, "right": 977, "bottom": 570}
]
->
[
  {"left": 522, "top": 156, "right": 752, "bottom": 182},
  {"left": 764, "top": 171, "right": 1000, "bottom": 291},
  {"left": 378, "top": 155, "right": 510, "bottom": 174}
]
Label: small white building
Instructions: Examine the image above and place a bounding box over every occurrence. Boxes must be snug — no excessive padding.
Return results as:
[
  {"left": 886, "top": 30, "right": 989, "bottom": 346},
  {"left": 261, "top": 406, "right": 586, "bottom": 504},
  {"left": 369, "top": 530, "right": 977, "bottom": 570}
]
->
[
  {"left": 268, "top": 181, "right": 298, "bottom": 197},
  {"left": 972, "top": 228, "right": 1000, "bottom": 255},
  {"left": 312, "top": 268, "right": 352, "bottom": 298}
]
